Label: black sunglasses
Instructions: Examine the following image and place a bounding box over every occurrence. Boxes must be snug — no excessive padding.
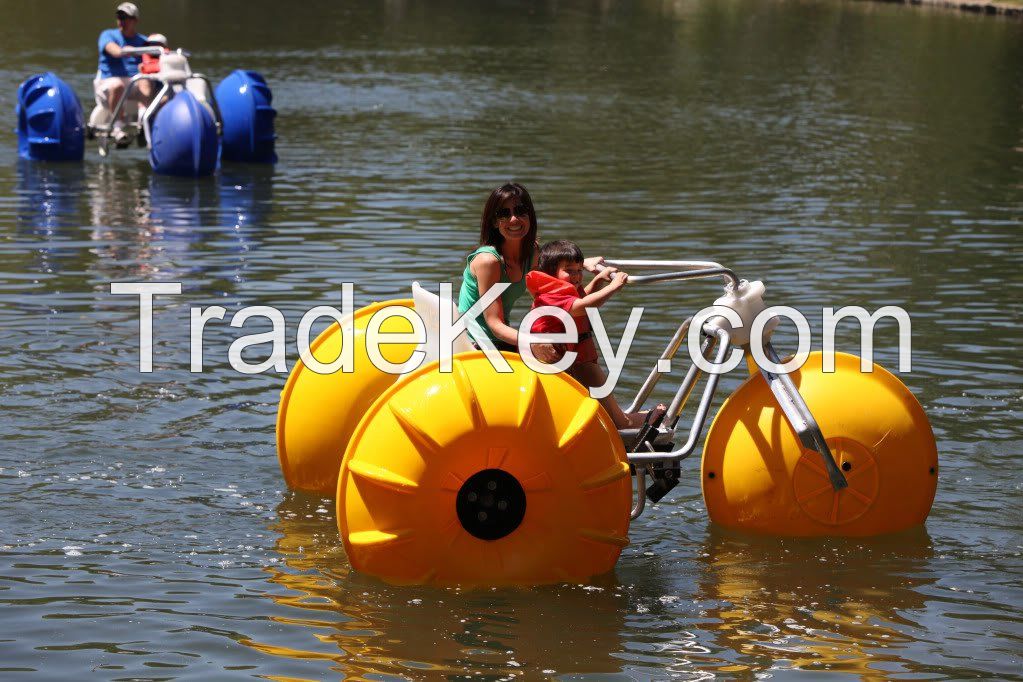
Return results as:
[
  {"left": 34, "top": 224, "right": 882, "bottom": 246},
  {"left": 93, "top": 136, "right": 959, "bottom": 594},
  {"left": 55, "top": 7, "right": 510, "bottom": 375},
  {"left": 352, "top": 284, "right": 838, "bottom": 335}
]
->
[
  {"left": 116, "top": 11, "right": 133, "bottom": 20},
  {"left": 494, "top": 204, "right": 529, "bottom": 221}
]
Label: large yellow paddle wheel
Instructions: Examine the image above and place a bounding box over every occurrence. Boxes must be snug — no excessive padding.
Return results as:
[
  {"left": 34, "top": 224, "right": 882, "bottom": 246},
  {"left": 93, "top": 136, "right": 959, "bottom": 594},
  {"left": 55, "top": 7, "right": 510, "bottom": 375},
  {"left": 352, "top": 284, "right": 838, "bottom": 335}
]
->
[
  {"left": 337, "top": 352, "right": 630, "bottom": 586},
  {"left": 276, "top": 299, "right": 417, "bottom": 495},
  {"left": 703, "top": 352, "right": 937, "bottom": 536}
]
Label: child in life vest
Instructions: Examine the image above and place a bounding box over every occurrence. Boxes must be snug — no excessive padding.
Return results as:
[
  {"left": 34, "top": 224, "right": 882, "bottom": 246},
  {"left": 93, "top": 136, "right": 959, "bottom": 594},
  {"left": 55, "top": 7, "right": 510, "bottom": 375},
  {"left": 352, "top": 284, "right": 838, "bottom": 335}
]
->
[
  {"left": 525, "top": 239, "right": 657, "bottom": 429},
  {"left": 140, "top": 33, "right": 169, "bottom": 74}
]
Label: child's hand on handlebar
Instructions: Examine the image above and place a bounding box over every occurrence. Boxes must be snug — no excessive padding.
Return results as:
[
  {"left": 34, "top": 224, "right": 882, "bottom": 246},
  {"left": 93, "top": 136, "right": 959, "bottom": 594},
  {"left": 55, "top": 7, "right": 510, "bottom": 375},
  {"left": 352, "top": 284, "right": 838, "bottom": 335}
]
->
[
  {"left": 591, "top": 266, "right": 618, "bottom": 284},
  {"left": 608, "top": 271, "right": 629, "bottom": 290}
]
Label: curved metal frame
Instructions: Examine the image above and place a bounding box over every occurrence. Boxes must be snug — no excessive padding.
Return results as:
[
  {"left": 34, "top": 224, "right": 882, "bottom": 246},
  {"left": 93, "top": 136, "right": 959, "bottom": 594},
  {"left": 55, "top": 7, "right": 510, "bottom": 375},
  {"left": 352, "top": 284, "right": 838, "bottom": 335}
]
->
[
  {"left": 604, "top": 259, "right": 848, "bottom": 519},
  {"left": 94, "top": 49, "right": 222, "bottom": 157}
]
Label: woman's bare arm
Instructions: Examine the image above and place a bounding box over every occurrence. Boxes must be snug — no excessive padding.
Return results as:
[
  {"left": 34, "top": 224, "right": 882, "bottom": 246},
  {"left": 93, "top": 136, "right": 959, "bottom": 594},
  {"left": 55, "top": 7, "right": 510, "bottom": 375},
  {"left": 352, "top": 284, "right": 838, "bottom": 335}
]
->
[{"left": 471, "top": 254, "right": 519, "bottom": 346}]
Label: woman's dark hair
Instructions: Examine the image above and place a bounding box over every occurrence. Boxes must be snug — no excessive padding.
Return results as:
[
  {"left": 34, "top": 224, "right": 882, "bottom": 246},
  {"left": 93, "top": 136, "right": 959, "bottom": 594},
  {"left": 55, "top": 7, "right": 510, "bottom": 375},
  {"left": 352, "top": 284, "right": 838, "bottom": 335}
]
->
[
  {"left": 537, "top": 239, "right": 583, "bottom": 276},
  {"left": 479, "top": 182, "right": 538, "bottom": 267}
]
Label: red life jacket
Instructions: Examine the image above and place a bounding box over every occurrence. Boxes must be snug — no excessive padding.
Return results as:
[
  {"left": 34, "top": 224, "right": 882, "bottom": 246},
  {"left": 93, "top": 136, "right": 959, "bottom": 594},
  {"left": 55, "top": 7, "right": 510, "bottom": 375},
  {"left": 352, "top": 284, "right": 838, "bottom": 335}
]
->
[
  {"left": 140, "top": 51, "right": 163, "bottom": 74},
  {"left": 525, "top": 271, "right": 597, "bottom": 363}
]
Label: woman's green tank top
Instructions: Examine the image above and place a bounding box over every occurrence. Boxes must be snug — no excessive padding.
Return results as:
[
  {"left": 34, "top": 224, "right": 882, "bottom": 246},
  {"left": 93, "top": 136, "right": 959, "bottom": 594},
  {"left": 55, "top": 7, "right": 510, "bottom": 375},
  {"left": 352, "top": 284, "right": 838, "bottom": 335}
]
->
[{"left": 457, "top": 245, "right": 529, "bottom": 346}]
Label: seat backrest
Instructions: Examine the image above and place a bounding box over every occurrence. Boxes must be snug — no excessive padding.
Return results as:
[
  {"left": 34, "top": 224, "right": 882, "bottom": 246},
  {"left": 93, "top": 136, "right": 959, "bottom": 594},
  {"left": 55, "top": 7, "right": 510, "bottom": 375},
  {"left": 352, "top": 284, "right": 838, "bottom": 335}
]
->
[
  {"left": 398, "top": 282, "right": 474, "bottom": 377},
  {"left": 158, "top": 52, "right": 192, "bottom": 82}
]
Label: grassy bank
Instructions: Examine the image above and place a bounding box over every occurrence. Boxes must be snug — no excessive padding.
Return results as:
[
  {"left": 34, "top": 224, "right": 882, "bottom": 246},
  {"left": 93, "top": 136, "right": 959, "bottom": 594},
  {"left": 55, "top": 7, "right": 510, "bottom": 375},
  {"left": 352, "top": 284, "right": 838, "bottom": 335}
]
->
[{"left": 870, "top": 0, "right": 1023, "bottom": 16}]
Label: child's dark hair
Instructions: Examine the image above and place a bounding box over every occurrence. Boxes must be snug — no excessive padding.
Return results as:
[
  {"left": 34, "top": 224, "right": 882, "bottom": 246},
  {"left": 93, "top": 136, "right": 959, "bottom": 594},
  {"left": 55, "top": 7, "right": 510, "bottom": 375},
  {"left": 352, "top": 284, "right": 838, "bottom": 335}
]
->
[{"left": 537, "top": 239, "right": 583, "bottom": 276}]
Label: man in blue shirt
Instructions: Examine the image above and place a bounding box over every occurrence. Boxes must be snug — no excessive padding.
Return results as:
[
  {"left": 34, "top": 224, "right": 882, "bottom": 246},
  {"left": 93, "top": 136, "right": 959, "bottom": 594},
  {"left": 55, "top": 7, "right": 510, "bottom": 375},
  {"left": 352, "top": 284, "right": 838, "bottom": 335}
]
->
[{"left": 93, "top": 3, "right": 152, "bottom": 144}]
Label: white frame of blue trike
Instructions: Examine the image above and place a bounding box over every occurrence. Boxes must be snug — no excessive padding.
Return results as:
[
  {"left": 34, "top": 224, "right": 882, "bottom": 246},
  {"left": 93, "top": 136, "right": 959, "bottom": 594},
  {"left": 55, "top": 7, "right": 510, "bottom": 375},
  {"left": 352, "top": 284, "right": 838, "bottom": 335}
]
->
[{"left": 89, "top": 47, "right": 222, "bottom": 158}]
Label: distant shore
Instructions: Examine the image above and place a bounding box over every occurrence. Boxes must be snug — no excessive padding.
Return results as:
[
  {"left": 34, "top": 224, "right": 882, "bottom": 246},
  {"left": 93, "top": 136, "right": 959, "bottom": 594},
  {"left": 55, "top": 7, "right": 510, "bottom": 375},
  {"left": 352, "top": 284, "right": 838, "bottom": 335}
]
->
[{"left": 870, "top": 0, "right": 1023, "bottom": 17}]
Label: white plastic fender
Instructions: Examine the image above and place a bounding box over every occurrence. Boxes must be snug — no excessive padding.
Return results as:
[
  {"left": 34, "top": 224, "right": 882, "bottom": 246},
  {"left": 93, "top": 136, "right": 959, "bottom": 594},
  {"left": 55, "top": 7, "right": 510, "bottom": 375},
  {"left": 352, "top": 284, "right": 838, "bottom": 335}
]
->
[
  {"left": 703, "top": 279, "right": 779, "bottom": 347},
  {"left": 401, "top": 282, "right": 475, "bottom": 375}
]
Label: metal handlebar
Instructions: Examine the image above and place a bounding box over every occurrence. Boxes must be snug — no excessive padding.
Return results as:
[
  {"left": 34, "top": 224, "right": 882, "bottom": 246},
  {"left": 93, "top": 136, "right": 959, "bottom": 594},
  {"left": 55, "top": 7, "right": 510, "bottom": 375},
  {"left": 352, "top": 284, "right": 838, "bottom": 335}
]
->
[
  {"left": 604, "top": 259, "right": 726, "bottom": 270},
  {"left": 121, "top": 45, "right": 165, "bottom": 57},
  {"left": 627, "top": 325, "right": 732, "bottom": 463},
  {"left": 601, "top": 259, "right": 741, "bottom": 289}
]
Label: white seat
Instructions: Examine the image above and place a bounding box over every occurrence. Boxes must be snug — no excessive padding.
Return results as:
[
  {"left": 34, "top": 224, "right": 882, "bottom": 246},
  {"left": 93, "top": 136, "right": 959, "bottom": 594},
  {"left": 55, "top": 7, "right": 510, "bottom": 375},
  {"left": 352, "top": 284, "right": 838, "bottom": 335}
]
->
[
  {"left": 398, "top": 282, "right": 474, "bottom": 377},
  {"left": 157, "top": 52, "right": 192, "bottom": 83}
]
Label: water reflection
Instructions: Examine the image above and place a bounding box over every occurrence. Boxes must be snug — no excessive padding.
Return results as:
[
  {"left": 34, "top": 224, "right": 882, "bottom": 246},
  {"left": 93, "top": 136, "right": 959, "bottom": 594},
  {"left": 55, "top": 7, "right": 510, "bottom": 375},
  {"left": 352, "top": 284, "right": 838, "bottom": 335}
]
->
[
  {"left": 86, "top": 162, "right": 154, "bottom": 231},
  {"left": 15, "top": 160, "right": 87, "bottom": 274},
  {"left": 216, "top": 166, "right": 275, "bottom": 287},
  {"left": 65, "top": 164, "right": 274, "bottom": 285},
  {"left": 80, "top": 164, "right": 198, "bottom": 281},
  {"left": 257, "top": 494, "right": 628, "bottom": 679},
  {"left": 698, "top": 526, "right": 935, "bottom": 676},
  {"left": 220, "top": 165, "right": 275, "bottom": 231}
]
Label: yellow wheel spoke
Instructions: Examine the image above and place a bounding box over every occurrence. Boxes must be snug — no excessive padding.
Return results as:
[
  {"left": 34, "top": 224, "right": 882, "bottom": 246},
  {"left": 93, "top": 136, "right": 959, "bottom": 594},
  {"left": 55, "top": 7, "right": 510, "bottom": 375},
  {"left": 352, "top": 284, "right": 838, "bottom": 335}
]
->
[
  {"left": 557, "top": 399, "right": 600, "bottom": 451},
  {"left": 516, "top": 371, "right": 540, "bottom": 430},
  {"left": 520, "top": 471, "right": 553, "bottom": 492},
  {"left": 579, "top": 528, "right": 630, "bottom": 547},
  {"left": 388, "top": 402, "right": 443, "bottom": 457},
  {"left": 348, "top": 529, "right": 412, "bottom": 546},
  {"left": 453, "top": 359, "right": 486, "bottom": 430},
  {"left": 796, "top": 455, "right": 828, "bottom": 479},
  {"left": 486, "top": 446, "right": 509, "bottom": 469},
  {"left": 580, "top": 462, "right": 631, "bottom": 491},
  {"left": 347, "top": 460, "right": 419, "bottom": 494},
  {"left": 796, "top": 481, "right": 834, "bottom": 504},
  {"left": 844, "top": 486, "right": 873, "bottom": 505}
]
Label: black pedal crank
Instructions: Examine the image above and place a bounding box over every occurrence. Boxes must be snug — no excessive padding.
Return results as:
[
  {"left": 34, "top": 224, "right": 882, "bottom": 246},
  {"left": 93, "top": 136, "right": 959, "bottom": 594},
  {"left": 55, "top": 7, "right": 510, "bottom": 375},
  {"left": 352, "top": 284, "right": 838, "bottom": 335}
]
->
[{"left": 644, "top": 459, "right": 681, "bottom": 503}]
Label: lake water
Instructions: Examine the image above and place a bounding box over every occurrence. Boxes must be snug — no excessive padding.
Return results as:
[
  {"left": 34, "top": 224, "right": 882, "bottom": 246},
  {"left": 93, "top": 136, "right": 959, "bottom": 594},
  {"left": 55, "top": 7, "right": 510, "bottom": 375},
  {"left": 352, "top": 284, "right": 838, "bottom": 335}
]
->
[{"left": 1, "top": 0, "right": 1021, "bottom": 678}]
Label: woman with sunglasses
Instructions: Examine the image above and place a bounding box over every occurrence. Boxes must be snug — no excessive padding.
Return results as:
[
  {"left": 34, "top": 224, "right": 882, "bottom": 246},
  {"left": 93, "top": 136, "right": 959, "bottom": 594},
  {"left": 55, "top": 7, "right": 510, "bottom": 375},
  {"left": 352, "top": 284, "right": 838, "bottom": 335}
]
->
[{"left": 458, "top": 183, "right": 602, "bottom": 351}]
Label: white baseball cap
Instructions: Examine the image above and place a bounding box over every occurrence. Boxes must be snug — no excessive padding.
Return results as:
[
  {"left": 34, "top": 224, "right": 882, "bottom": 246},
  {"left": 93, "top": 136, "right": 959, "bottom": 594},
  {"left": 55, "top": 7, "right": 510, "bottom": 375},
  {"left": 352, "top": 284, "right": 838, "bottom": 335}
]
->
[
  {"left": 146, "top": 33, "right": 167, "bottom": 46},
  {"left": 116, "top": 2, "right": 140, "bottom": 18}
]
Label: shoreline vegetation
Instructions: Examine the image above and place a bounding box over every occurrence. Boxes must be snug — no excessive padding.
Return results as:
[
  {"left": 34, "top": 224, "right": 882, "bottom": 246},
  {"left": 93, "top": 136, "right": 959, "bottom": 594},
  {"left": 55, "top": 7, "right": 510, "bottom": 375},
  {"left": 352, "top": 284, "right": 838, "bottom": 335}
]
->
[{"left": 869, "top": 0, "right": 1023, "bottom": 17}]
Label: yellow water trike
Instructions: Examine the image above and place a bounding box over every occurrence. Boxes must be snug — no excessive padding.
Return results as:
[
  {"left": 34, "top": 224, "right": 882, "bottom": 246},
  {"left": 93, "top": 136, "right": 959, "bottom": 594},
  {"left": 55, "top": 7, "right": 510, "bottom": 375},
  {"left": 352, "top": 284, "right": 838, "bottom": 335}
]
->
[{"left": 276, "top": 260, "right": 938, "bottom": 586}]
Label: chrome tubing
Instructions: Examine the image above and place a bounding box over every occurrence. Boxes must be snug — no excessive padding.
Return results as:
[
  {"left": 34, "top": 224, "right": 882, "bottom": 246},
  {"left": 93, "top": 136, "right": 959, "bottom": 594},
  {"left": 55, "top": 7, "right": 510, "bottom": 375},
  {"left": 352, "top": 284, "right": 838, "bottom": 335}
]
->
[
  {"left": 625, "top": 268, "right": 740, "bottom": 288},
  {"left": 128, "top": 46, "right": 165, "bottom": 57},
  {"left": 626, "top": 316, "right": 692, "bottom": 414},
  {"left": 760, "top": 342, "right": 848, "bottom": 491},
  {"left": 139, "top": 80, "right": 171, "bottom": 148},
  {"left": 603, "top": 259, "right": 741, "bottom": 289},
  {"left": 630, "top": 465, "right": 647, "bottom": 520},
  {"left": 627, "top": 325, "right": 732, "bottom": 463},
  {"left": 603, "top": 259, "right": 726, "bottom": 270},
  {"left": 665, "top": 332, "right": 713, "bottom": 429},
  {"left": 106, "top": 74, "right": 162, "bottom": 131}
]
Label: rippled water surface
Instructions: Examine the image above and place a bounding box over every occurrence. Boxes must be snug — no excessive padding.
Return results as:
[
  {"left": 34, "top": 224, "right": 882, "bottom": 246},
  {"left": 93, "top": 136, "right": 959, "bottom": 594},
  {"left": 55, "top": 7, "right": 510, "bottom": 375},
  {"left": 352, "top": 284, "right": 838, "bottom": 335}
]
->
[{"left": 1, "top": 0, "right": 1021, "bottom": 678}]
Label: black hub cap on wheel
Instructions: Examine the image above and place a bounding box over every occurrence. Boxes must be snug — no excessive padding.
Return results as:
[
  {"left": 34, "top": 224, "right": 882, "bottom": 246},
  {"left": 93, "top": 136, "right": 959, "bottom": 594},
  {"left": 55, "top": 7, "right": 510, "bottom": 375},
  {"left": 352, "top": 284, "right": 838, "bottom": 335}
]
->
[{"left": 455, "top": 469, "right": 526, "bottom": 541}]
